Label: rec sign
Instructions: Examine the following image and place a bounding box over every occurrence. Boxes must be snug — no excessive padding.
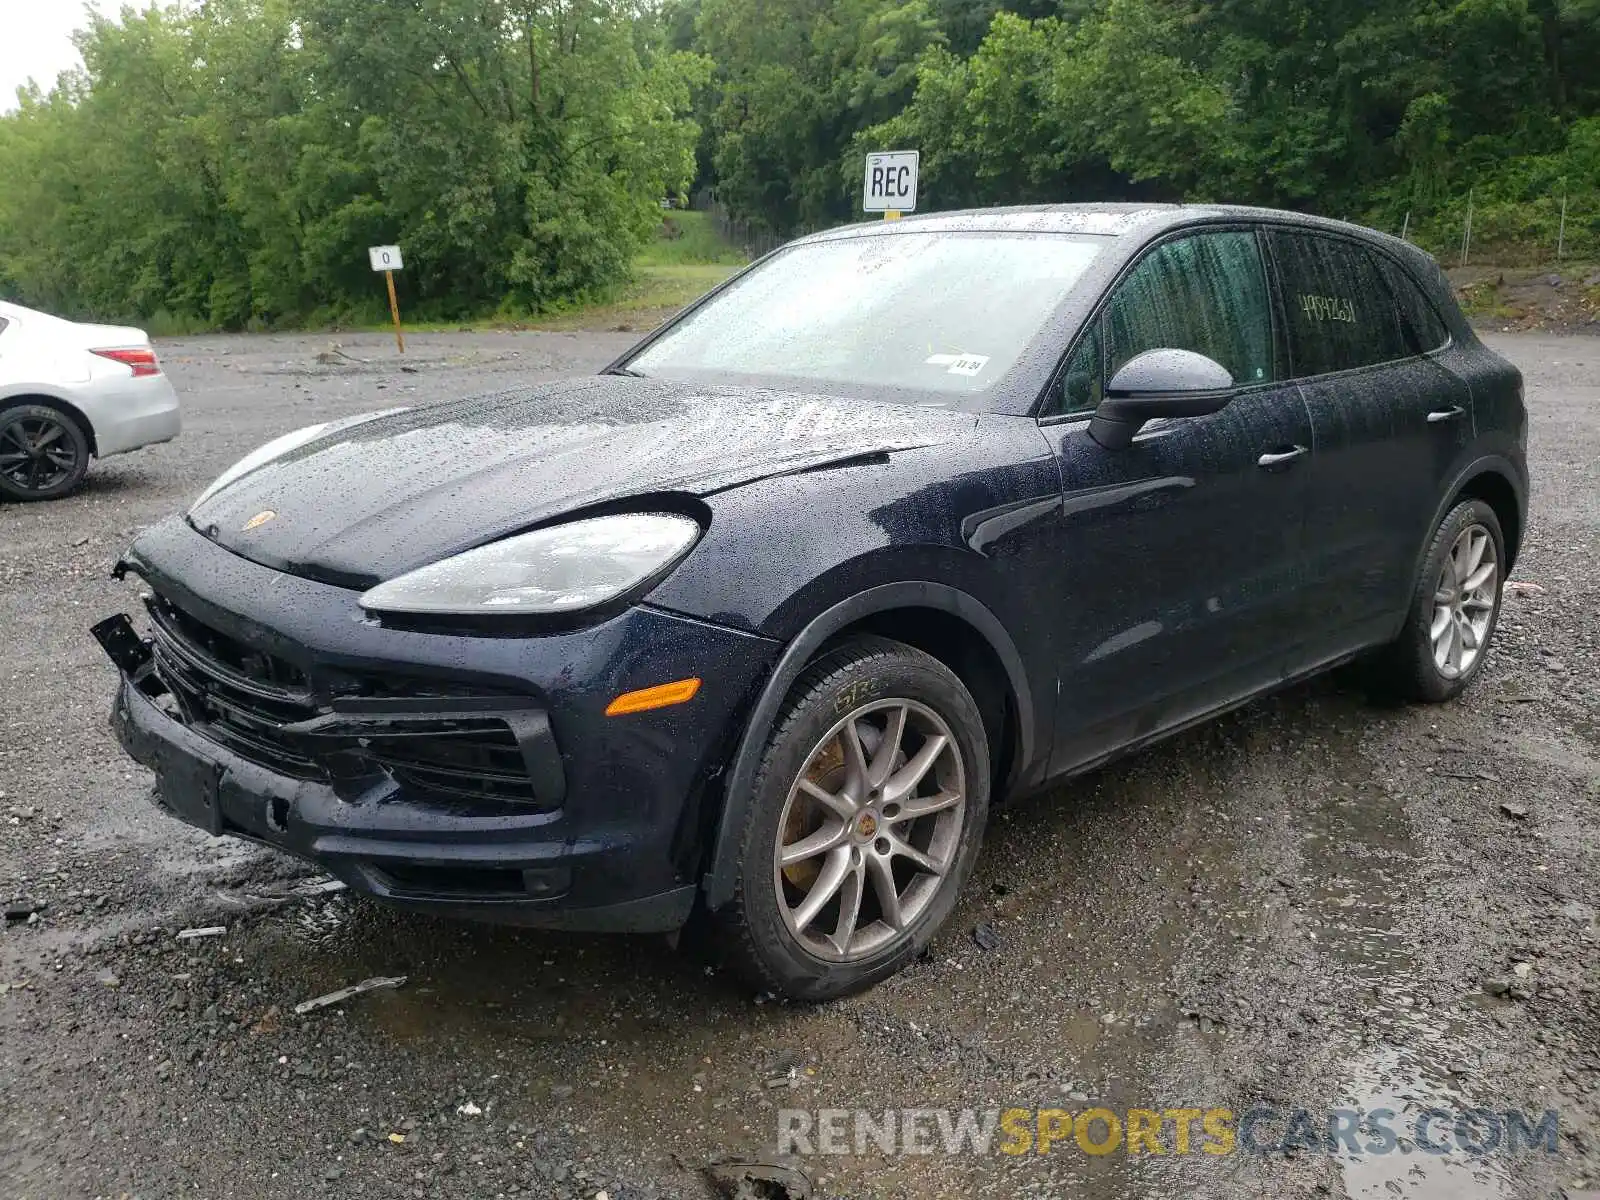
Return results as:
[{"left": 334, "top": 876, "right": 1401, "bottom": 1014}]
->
[{"left": 863, "top": 151, "right": 919, "bottom": 214}]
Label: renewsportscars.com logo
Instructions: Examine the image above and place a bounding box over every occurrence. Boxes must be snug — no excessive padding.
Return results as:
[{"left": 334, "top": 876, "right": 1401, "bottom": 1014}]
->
[{"left": 777, "top": 1106, "right": 1561, "bottom": 1158}]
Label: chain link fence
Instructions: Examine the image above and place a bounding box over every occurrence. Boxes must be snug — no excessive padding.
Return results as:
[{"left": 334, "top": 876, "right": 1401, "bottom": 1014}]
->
[
  {"left": 693, "top": 189, "right": 808, "bottom": 260},
  {"left": 691, "top": 183, "right": 1596, "bottom": 272},
  {"left": 1390, "top": 184, "right": 1598, "bottom": 267}
]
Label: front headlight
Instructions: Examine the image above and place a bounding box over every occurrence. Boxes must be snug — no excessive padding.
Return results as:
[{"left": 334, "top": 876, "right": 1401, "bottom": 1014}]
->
[{"left": 358, "top": 513, "right": 702, "bottom": 617}]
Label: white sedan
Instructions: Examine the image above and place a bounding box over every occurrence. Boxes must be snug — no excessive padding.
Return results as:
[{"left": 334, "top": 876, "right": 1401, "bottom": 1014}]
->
[{"left": 0, "top": 300, "right": 181, "bottom": 500}]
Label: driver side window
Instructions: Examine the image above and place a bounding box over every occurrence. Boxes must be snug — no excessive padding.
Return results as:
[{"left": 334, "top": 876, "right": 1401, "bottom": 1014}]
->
[
  {"left": 1107, "top": 231, "right": 1276, "bottom": 388},
  {"left": 1047, "top": 230, "right": 1277, "bottom": 418}
]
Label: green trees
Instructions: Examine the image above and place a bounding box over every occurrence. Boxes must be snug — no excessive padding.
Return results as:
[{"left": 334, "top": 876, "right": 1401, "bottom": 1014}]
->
[
  {"left": 719, "top": 0, "right": 1598, "bottom": 255},
  {"left": 0, "top": 0, "right": 706, "bottom": 327},
  {"left": 850, "top": 0, "right": 1599, "bottom": 254},
  {"left": 298, "top": 0, "right": 706, "bottom": 311},
  {"left": 694, "top": 0, "right": 941, "bottom": 232},
  {"left": 1, "top": 0, "right": 1595, "bottom": 328}
]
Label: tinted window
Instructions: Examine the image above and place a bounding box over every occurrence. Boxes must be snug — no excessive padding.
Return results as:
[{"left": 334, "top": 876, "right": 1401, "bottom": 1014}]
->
[
  {"left": 1105, "top": 231, "right": 1277, "bottom": 388},
  {"left": 1375, "top": 256, "right": 1450, "bottom": 352},
  {"left": 1269, "top": 232, "right": 1410, "bottom": 376}
]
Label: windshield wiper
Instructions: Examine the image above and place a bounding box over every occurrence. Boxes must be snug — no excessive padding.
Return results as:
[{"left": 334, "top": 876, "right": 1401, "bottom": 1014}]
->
[{"left": 601, "top": 366, "right": 645, "bottom": 378}]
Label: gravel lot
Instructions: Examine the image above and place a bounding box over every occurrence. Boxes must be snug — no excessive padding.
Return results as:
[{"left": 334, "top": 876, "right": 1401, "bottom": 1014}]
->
[{"left": 1, "top": 330, "right": 1595, "bottom": 1200}]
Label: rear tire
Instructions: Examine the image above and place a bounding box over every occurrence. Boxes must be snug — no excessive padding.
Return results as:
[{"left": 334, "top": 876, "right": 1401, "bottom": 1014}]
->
[
  {"left": 1374, "top": 499, "right": 1505, "bottom": 703},
  {"left": 0, "top": 401, "right": 91, "bottom": 501},
  {"left": 717, "top": 636, "right": 990, "bottom": 1001}
]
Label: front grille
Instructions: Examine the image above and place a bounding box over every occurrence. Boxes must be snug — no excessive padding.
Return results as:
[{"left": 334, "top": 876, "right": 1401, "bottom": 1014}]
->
[
  {"left": 147, "top": 595, "right": 323, "bottom": 777},
  {"left": 151, "top": 595, "right": 308, "bottom": 692},
  {"left": 142, "top": 592, "right": 550, "bottom": 809}
]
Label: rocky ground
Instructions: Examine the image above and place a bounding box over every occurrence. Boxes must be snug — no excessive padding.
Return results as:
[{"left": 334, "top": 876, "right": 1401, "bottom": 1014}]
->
[
  {"left": 0, "top": 330, "right": 1595, "bottom": 1200},
  {"left": 1453, "top": 263, "right": 1600, "bottom": 334}
]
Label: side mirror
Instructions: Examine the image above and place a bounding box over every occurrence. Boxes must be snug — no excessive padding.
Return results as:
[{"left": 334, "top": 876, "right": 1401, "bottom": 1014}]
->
[{"left": 1088, "top": 349, "right": 1235, "bottom": 450}]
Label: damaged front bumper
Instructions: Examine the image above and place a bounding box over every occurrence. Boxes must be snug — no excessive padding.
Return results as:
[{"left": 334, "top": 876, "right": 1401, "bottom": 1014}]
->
[{"left": 94, "top": 516, "right": 779, "bottom": 932}]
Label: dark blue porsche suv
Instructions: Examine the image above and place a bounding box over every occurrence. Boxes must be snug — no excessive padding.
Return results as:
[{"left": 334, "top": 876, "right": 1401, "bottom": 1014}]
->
[{"left": 95, "top": 205, "right": 1527, "bottom": 1000}]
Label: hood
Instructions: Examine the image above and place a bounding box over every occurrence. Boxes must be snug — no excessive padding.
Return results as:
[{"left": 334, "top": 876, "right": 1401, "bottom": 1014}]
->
[{"left": 188, "top": 374, "right": 975, "bottom": 586}]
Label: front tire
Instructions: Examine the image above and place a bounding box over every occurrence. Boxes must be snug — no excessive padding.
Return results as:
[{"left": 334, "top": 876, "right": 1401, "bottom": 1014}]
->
[
  {"left": 1376, "top": 499, "right": 1506, "bottom": 702},
  {"left": 718, "top": 636, "right": 990, "bottom": 1001}
]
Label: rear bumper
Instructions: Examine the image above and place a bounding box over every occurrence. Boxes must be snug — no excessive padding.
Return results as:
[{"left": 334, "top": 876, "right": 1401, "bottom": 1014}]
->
[
  {"left": 88, "top": 376, "right": 181, "bottom": 457},
  {"left": 100, "top": 517, "right": 780, "bottom": 931}
]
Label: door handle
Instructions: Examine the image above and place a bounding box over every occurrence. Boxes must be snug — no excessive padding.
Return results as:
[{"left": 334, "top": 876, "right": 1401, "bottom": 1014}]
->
[
  {"left": 1427, "top": 406, "right": 1466, "bottom": 424},
  {"left": 1257, "top": 445, "right": 1309, "bottom": 470}
]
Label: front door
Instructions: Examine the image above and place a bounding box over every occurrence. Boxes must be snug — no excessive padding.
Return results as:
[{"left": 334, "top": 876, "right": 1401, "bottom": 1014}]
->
[{"left": 1037, "top": 228, "right": 1316, "bottom": 776}]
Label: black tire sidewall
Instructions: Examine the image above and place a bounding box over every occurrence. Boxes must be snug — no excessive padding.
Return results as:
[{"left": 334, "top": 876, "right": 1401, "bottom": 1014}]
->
[
  {"left": 727, "top": 639, "right": 990, "bottom": 1001},
  {"left": 1398, "top": 499, "right": 1506, "bottom": 702},
  {"left": 0, "top": 403, "right": 91, "bottom": 501}
]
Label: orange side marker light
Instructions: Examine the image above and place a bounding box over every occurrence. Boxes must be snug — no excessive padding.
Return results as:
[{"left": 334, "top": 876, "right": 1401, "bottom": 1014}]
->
[{"left": 605, "top": 677, "right": 702, "bottom": 717}]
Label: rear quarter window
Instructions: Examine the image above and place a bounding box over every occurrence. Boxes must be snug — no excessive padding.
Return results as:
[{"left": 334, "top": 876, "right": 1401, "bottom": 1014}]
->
[
  {"left": 1374, "top": 256, "right": 1451, "bottom": 352},
  {"left": 1267, "top": 231, "right": 1409, "bottom": 377}
]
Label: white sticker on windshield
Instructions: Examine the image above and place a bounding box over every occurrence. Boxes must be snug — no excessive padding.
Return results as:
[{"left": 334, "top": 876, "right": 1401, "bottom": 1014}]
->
[{"left": 925, "top": 353, "right": 989, "bottom": 377}]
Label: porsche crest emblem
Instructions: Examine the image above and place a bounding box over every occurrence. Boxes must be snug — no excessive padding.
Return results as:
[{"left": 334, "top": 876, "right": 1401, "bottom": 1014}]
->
[{"left": 242, "top": 510, "right": 277, "bottom": 532}]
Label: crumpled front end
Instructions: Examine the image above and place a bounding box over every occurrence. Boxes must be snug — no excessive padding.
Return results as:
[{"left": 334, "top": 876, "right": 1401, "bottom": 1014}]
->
[{"left": 94, "top": 516, "right": 780, "bottom": 931}]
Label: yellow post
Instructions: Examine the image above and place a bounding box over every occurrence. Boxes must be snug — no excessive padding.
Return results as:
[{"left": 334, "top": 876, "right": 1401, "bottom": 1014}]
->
[
  {"left": 384, "top": 269, "right": 405, "bottom": 353},
  {"left": 885, "top": 211, "right": 902, "bottom": 221}
]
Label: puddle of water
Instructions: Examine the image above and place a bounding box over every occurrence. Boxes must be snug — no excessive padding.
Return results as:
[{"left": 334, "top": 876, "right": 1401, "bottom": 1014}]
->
[
  {"left": 823, "top": 721, "right": 1297, "bottom": 1200},
  {"left": 1336, "top": 1045, "right": 1516, "bottom": 1200},
  {"left": 1296, "top": 722, "right": 1516, "bottom": 1200}
]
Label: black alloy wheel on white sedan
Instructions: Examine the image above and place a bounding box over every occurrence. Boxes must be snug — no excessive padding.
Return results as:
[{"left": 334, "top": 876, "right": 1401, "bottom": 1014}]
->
[{"left": 0, "top": 402, "right": 90, "bottom": 501}]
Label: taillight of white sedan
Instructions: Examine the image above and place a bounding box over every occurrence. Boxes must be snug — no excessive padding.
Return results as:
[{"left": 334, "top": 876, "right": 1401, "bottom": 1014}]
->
[{"left": 0, "top": 300, "right": 181, "bottom": 500}]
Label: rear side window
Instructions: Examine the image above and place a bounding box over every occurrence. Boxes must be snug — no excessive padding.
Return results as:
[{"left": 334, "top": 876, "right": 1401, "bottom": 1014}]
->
[
  {"left": 1268, "top": 231, "right": 1409, "bottom": 377},
  {"left": 1105, "top": 231, "right": 1277, "bottom": 388},
  {"left": 1374, "top": 256, "right": 1450, "bottom": 352}
]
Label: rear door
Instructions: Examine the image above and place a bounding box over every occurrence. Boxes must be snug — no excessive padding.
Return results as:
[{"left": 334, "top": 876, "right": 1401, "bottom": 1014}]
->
[
  {"left": 1264, "top": 229, "right": 1472, "bottom": 656},
  {"left": 1038, "top": 227, "right": 1315, "bottom": 774}
]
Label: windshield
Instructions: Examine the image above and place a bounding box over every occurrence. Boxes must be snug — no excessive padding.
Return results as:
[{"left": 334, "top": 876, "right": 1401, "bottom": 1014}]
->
[{"left": 626, "top": 232, "right": 1103, "bottom": 408}]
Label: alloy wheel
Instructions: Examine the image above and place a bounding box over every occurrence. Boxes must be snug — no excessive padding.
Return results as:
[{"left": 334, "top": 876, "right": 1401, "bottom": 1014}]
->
[
  {"left": 1430, "top": 523, "right": 1498, "bottom": 680},
  {"left": 0, "top": 413, "right": 81, "bottom": 495},
  {"left": 772, "top": 698, "right": 966, "bottom": 962}
]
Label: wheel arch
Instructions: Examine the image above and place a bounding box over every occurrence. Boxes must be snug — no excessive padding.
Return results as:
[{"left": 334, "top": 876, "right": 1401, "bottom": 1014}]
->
[
  {"left": 0, "top": 391, "right": 99, "bottom": 457},
  {"left": 1401, "top": 458, "right": 1524, "bottom": 634},
  {"left": 1452, "top": 466, "right": 1523, "bottom": 570},
  {"left": 699, "top": 582, "right": 1037, "bottom": 911}
]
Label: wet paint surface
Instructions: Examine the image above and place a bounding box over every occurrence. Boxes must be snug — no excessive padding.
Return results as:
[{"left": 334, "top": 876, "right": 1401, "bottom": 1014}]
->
[{"left": 190, "top": 377, "right": 978, "bottom": 585}]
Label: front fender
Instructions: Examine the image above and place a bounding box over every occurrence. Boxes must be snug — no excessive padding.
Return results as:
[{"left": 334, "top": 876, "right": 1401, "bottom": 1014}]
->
[
  {"left": 697, "top": 580, "right": 1035, "bottom": 911},
  {"left": 640, "top": 421, "right": 1063, "bottom": 909}
]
